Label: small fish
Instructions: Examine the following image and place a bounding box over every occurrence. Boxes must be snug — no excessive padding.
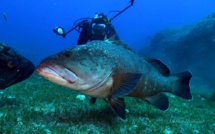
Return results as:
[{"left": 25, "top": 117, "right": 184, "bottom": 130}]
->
[
  {"left": 0, "top": 42, "right": 35, "bottom": 89},
  {"left": 2, "top": 12, "right": 7, "bottom": 22},
  {"left": 36, "top": 40, "right": 192, "bottom": 119}
]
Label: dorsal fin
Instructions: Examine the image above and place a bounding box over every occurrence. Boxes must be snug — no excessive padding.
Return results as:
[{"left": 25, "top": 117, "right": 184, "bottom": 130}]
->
[
  {"left": 143, "top": 56, "right": 170, "bottom": 76},
  {"left": 105, "top": 39, "right": 135, "bottom": 53}
]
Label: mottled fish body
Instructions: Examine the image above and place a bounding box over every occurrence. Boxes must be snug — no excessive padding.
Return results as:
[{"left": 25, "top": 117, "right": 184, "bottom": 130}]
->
[{"left": 37, "top": 40, "right": 192, "bottom": 119}]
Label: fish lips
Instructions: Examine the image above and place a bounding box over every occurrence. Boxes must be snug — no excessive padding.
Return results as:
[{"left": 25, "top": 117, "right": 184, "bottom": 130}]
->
[{"left": 36, "top": 63, "right": 77, "bottom": 84}]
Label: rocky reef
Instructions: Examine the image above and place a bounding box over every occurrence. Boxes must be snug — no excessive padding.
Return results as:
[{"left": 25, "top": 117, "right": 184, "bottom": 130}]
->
[{"left": 141, "top": 12, "right": 215, "bottom": 91}]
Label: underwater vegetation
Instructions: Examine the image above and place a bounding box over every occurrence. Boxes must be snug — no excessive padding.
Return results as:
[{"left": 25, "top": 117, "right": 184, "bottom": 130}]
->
[{"left": 0, "top": 73, "right": 214, "bottom": 133}]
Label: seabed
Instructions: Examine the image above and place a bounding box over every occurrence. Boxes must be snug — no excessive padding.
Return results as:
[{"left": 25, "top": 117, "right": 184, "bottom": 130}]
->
[{"left": 0, "top": 73, "right": 214, "bottom": 134}]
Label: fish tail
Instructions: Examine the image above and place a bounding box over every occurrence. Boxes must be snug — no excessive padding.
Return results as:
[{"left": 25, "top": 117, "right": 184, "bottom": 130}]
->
[{"left": 171, "top": 71, "right": 192, "bottom": 100}]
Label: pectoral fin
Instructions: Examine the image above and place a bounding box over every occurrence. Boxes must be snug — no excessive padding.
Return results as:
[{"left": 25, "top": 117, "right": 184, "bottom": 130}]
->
[
  {"left": 111, "top": 73, "right": 142, "bottom": 98},
  {"left": 105, "top": 98, "right": 126, "bottom": 120},
  {"left": 144, "top": 93, "right": 169, "bottom": 111}
]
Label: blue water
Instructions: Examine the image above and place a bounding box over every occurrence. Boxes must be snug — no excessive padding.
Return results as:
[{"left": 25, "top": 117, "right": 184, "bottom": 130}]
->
[{"left": 0, "top": 0, "right": 215, "bottom": 65}]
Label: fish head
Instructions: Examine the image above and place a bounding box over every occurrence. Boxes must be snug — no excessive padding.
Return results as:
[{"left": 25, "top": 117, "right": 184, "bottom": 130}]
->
[
  {"left": 36, "top": 44, "right": 113, "bottom": 91},
  {"left": 0, "top": 42, "right": 35, "bottom": 89}
]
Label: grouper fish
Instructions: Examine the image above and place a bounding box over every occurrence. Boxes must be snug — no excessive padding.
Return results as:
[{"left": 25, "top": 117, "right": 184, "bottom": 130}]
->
[
  {"left": 36, "top": 40, "right": 192, "bottom": 119},
  {"left": 0, "top": 42, "right": 35, "bottom": 89}
]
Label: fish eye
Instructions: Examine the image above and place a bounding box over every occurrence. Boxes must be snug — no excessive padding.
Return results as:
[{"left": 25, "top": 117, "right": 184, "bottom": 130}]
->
[
  {"left": 63, "top": 52, "right": 70, "bottom": 58},
  {"left": 7, "top": 61, "right": 17, "bottom": 68}
]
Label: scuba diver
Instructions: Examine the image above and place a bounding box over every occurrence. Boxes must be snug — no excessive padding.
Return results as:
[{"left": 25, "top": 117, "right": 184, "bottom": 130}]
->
[
  {"left": 53, "top": 0, "right": 134, "bottom": 45},
  {"left": 76, "top": 13, "right": 120, "bottom": 45}
]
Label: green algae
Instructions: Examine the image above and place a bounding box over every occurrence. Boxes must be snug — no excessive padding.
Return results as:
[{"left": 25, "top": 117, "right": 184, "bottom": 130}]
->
[{"left": 0, "top": 73, "right": 214, "bottom": 133}]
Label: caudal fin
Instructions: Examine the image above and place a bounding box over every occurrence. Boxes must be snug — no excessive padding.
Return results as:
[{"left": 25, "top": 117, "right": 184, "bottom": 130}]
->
[{"left": 171, "top": 71, "right": 192, "bottom": 100}]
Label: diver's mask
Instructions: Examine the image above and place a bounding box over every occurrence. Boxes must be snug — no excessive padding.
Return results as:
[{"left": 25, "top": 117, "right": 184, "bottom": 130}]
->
[{"left": 91, "top": 23, "right": 106, "bottom": 36}]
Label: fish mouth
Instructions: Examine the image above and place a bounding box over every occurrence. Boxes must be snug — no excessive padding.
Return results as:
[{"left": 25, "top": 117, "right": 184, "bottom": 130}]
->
[{"left": 36, "top": 63, "right": 77, "bottom": 84}]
